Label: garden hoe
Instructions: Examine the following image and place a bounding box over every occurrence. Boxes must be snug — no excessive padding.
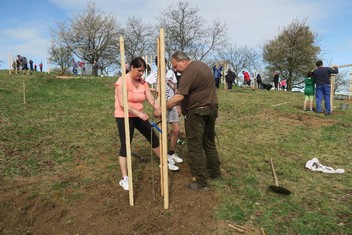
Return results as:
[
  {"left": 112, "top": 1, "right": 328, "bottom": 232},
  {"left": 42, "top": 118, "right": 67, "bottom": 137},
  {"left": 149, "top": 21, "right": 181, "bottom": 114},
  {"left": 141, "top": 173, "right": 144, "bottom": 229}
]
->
[{"left": 269, "top": 158, "right": 291, "bottom": 195}]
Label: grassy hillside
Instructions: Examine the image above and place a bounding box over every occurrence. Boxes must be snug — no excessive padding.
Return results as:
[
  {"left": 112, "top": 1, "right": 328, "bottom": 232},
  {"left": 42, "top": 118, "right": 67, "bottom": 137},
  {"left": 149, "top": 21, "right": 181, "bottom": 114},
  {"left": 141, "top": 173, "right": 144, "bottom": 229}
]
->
[{"left": 0, "top": 70, "right": 351, "bottom": 234}]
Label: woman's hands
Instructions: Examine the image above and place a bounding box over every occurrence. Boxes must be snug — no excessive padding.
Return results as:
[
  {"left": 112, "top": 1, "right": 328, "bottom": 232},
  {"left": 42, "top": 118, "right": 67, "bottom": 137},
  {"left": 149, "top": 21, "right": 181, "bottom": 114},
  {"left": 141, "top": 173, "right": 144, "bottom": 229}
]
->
[{"left": 137, "top": 111, "right": 149, "bottom": 121}]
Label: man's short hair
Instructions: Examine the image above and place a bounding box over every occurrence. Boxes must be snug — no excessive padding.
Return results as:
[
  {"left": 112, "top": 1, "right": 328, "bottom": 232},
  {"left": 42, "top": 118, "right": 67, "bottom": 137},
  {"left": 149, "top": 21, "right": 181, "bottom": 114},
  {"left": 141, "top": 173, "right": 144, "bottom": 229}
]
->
[
  {"left": 171, "top": 51, "right": 190, "bottom": 62},
  {"left": 316, "top": 60, "right": 323, "bottom": 67}
]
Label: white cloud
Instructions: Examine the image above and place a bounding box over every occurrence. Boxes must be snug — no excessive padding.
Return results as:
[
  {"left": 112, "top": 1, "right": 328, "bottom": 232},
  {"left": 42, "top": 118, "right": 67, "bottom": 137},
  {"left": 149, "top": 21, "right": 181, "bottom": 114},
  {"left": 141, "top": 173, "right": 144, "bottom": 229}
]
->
[{"left": 3, "top": 27, "right": 44, "bottom": 41}]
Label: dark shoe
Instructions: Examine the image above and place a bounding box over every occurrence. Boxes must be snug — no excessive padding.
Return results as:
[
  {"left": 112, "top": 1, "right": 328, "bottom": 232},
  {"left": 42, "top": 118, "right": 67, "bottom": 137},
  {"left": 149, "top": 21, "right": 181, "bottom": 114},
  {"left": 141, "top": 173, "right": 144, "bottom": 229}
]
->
[
  {"left": 187, "top": 182, "right": 209, "bottom": 191},
  {"left": 324, "top": 112, "right": 332, "bottom": 116},
  {"left": 209, "top": 175, "right": 222, "bottom": 181}
]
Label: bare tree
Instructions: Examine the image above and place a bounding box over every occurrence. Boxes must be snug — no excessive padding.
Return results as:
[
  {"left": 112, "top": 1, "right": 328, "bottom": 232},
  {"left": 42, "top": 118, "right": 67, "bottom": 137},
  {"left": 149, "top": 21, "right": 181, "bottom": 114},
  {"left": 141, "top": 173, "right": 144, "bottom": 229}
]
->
[
  {"left": 157, "top": 0, "right": 228, "bottom": 61},
  {"left": 333, "top": 71, "right": 349, "bottom": 94},
  {"left": 51, "top": 2, "right": 120, "bottom": 75},
  {"left": 262, "top": 19, "right": 320, "bottom": 91},
  {"left": 120, "top": 17, "right": 157, "bottom": 64},
  {"left": 217, "top": 44, "right": 260, "bottom": 84},
  {"left": 48, "top": 43, "right": 74, "bottom": 75}
]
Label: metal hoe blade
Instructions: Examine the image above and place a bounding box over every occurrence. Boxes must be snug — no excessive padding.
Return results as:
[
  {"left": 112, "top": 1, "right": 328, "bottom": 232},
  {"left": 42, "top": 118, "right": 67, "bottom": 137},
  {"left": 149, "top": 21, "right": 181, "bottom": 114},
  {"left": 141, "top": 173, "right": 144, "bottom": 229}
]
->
[{"left": 269, "top": 158, "right": 291, "bottom": 195}]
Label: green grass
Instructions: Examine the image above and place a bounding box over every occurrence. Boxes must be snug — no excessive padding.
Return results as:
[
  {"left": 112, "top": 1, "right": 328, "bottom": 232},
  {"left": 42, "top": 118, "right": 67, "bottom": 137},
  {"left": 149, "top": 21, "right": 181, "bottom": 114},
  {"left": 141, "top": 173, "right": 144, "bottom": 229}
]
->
[
  {"left": 213, "top": 87, "right": 352, "bottom": 234},
  {"left": 1, "top": 70, "right": 351, "bottom": 234}
]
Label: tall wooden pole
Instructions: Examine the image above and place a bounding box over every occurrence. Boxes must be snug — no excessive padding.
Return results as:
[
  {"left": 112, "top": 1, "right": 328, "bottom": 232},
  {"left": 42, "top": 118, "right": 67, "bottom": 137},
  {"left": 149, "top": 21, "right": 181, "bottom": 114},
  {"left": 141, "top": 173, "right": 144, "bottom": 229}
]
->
[
  {"left": 330, "top": 75, "right": 335, "bottom": 112},
  {"left": 159, "top": 28, "right": 169, "bottom": 209},
  {"left": 47, "top": 58, "right": 51, "bottom": 74},
  {"left": 145, "top": 55, "right": 148, "bottom": 76},
  {"left": 349, "top": 73, "right": 352, "bottom": 100},
  {"left": 10, "top": 53, "right": 13, "bottom": 74},
  {"left": 119, "top": 36, "right": 134, "bottom": 206},
  {"left": 8, "top": 52, "right": 11, "bottom": 74},
  {"left": 156, "top": 38, "right": 164, "bottom": 196},
  {"left": 223, "top": 63, "right": 227, "bottom": 90}
]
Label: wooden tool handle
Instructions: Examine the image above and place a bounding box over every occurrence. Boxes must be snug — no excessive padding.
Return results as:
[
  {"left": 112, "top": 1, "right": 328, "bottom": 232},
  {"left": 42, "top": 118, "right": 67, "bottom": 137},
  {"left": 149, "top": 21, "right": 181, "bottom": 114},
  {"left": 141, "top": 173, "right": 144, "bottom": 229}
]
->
[
  {"left": 336, "top": 64, "right": 352, "bottom": 68},
  {"left": 270, "top": 158, "right": 279, "bottom": 186}
]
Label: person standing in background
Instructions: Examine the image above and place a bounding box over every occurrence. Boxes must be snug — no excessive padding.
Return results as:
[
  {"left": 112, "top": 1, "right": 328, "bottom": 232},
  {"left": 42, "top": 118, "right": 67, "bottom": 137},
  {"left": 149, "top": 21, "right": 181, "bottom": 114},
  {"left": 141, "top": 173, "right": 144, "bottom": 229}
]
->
[
  {"left": 256, "top": 74, "right": 263, "bottom": 89},
  {"left": 273, "top": 72, "right": 279, "bottom": 90},
  {"left": 29, "top": 59, "right": 33, "bottom": 71},
  {"left": 213, "top": 64, "right": 222, "bottom": 89},
  {"left": 92, "top": 61, "right": 99, "bottom": 76},
  {"left": 39, "top": 62, "right": 43, "bottom": 72},
  {"left": 303, "top": 72, "right": 315, "bottom": 111},
  {"left": 242, "top": 70, "right": 251, "bottom": 87},
  {"left": 280, "top": 79, "right": 287, "bottom": 91},
  {"left": 311, "top": 60, "right": 338, "bottom": 115},
  {"left": 225, "top": 68, "right": 236, "bottom": 90}
]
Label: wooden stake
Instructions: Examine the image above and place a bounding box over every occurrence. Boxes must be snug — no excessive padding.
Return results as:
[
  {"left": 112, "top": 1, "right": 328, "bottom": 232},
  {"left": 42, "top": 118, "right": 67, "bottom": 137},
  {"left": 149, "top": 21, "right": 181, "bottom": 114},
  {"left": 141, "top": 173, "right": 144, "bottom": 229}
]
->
[
  {"left": 223, "top": 63, "right": 228, "bottom": 90},
  {"left": 119, "top": 36, "right": 134, "bottom": 206},
  {"left": 10, "top": 52, "right": 13, "bottom": 74},
  {"left": 156, "top": 37, "right": 164, "bottom": 197},
  {"left": 227, "top": 224, "right": 244, "bottom": 233},
  {"left": 260, "top": 228, "right": 266, "bottom": 235},
  {"left": 349, "top": 73, "right": 352, "bottom": 100},
  {"left": 159, "top": 28, "right": 169, "bottom": 209},
  {"left": 7, "top": 52, "right": 12, "bottom": 74},
  {"left": 330, "top": 75, "right": 335, "bottom": 112},
  {"left": 231, "top": 224, "right": 255, "bottom": 232},
  {"left": 47, "top": 58, "right": 51, "bottom": 74},
  {"left": 145, "top": 55, "right": 148, "bottom": 76},
  {"left": 272, "top": 101, "right": 290, "bottom": 107}
]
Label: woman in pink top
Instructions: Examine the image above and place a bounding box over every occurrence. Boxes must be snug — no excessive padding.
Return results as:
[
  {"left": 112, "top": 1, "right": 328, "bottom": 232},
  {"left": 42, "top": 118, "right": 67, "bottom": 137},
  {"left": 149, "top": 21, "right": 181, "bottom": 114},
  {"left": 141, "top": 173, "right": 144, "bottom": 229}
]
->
[{"left": 115, "top": 57, "right": 178, "bottom": 191}]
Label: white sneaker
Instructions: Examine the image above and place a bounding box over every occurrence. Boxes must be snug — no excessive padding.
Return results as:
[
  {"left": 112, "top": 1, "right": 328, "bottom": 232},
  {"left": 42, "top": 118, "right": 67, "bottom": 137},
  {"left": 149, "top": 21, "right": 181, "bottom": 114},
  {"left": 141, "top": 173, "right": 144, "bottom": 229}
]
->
[
  {"left": 119, "top": 176, "right": 129, "bottom": 190},
  {"left": 168, "top": 161, "right": 179, "bottom": 171},
  {"left": 168, "top": 153, "right": 183, "bottom": 163},
  {"left": 167, "top": 156, "right": 175, "bottom": 165}
]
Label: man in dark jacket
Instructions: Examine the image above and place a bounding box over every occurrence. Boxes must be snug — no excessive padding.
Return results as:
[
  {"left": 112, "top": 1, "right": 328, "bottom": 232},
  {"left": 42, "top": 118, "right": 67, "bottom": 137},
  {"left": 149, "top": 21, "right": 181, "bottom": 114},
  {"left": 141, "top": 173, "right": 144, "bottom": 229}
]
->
[
  {"left": 311, "top": 60, "right": 338, "bottom": 115},
  {"left": 273, "top": 72, "right": 279, "bottom": 90},
  {"left": 225, "top": 68, "right": 236, "bottom": 90},
  {"left": 17, "top": 55, "right": 28, "bottom": 70}
]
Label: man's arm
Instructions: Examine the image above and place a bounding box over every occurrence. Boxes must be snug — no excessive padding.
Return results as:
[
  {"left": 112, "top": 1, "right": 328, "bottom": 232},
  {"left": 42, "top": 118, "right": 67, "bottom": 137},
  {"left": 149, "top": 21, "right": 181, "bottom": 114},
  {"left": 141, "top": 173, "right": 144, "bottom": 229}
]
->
[
  {"left": 166, "top": 94, "right": 184, "bottom": 110},
  {"left": 331, "top": 66, "right": 339, "bottom": 74}
]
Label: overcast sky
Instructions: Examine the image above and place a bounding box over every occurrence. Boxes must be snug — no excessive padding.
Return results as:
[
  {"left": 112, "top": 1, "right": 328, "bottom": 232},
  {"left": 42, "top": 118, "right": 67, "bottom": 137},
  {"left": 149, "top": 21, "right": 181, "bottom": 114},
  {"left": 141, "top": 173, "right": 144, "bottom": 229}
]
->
[{"left": 0, "top": 0, "right": 351, "bottom": 72}]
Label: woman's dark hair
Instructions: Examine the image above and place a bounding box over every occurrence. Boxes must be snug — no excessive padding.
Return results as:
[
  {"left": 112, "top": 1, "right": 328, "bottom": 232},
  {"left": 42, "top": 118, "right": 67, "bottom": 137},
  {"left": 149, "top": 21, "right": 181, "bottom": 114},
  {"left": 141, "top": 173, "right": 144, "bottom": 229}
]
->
[
  {"left": 130, "top": 57, "right": 146, "bottom": 69},
  {"left": 307, "top": 71, "right": 312, "bottom": 77}
]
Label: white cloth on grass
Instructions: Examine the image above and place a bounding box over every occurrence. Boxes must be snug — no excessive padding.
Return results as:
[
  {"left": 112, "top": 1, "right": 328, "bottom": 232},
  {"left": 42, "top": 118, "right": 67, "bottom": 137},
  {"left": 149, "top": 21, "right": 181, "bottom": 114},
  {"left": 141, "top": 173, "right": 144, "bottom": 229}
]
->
[{"left": 305, "top": 158, "right": 345, "bottom": 174}]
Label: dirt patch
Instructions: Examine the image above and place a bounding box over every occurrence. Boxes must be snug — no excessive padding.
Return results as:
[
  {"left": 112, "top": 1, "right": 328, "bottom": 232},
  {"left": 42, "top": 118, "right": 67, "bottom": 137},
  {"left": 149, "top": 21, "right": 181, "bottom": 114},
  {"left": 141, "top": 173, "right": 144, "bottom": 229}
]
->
[
  {"left": 258, "top": 108, "right": 336, "bottom": 129},
  {"left": 0, "top": 158, "right": 227, "bottom": 234}
]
